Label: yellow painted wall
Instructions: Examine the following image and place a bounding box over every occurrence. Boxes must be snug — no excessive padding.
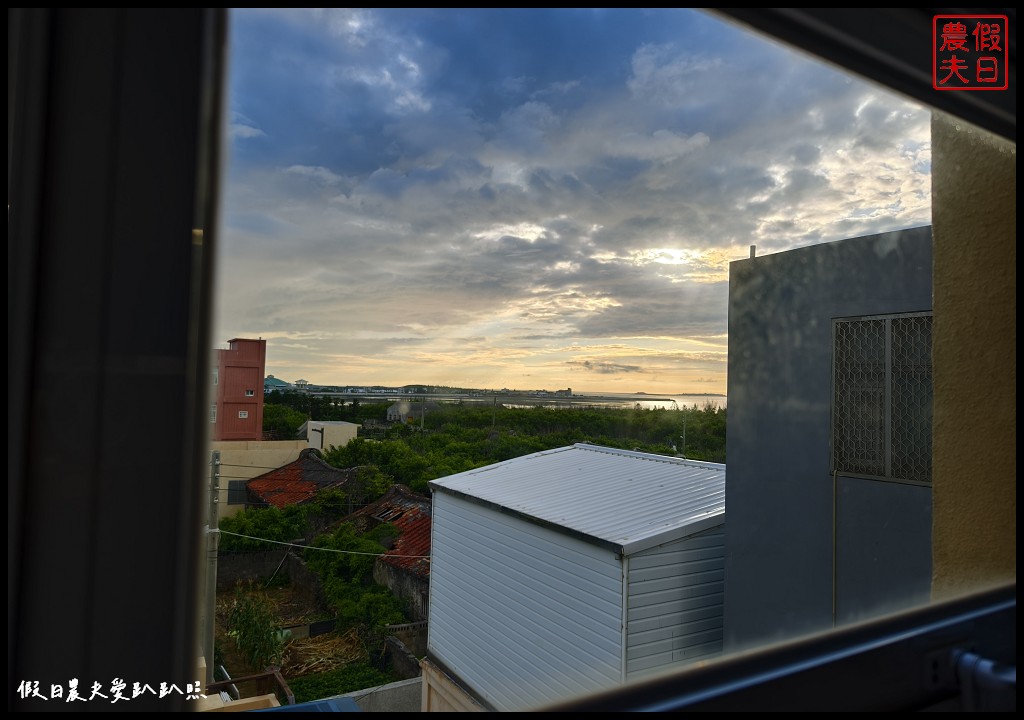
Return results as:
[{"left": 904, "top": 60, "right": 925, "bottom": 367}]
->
[
  {"left": 931, "top": 113, "right": 1016, "bottom": 599},
  {"left": 305, "top": 421, "right": 359, "bottom": 452},
  {"left": 208, "top": 440, "right": 306, "bottom": 520},
  {"left": 420, "top": 659, "right": 486, "bottom": 712}
]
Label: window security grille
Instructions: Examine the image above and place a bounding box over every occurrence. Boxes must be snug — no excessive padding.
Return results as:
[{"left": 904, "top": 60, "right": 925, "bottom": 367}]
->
[{"left": 832, "top": 313, "right": 932, "bottom": 484}]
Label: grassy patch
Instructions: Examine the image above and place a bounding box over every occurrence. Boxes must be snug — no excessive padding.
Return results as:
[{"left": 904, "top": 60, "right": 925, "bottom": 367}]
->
[{"left": 287, "top": 662, "right": 398, "bottom": 704}]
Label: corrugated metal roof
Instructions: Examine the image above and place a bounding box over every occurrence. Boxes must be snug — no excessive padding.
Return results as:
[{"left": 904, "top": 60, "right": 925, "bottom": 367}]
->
[{"left": 429, "top": 444, "right": 725, "bottom": 555}]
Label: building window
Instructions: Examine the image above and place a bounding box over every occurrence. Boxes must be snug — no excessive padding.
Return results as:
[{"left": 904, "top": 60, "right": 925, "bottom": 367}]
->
[
  {"left": 210, "top": 403, "right": 217, "bottom": 423},
  {"left": 212, "top": 367, "right": 218, "bottom": 385},
  {"left": 245, "top": 389, "right": 254, "bottom": 397},
  {"left": 832, "top": 313, "right": 932, "bottom": 484},
  {"left": 227, "top": 480, "right": 247, "bottom": 505},
  {"left": 238, "top": 410, "right": 249, "bottom": 419}
]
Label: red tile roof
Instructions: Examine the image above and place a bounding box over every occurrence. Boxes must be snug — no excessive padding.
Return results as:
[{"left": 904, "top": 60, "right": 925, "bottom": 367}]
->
[
  {"left": 344, "top": 485, "right": 433, "bottom": 577},
  {"left": 379, "top": 507, "right": 432, "bottom": 578},
  {"left": 247, "top": 448, "right": 357, "bottom": 508}
]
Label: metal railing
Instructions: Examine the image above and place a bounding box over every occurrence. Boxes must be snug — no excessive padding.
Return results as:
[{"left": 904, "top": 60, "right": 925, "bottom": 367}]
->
[{"left": 206, "top": 667, "right": 295, "bottom": 706}]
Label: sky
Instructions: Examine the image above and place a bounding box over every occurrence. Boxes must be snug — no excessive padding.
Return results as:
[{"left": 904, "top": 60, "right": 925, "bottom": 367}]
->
[{"left": 213, "top": 8, "right": 931, "bottom": 395}]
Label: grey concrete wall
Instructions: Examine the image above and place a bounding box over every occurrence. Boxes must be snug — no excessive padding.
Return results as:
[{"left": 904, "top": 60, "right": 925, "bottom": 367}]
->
[
  {"left": 387, "top": 621, "right": 428, "bottom": 657},
  {"left": 339, "top": 676, "right": 423, "bottom": 713},
  {"left": 285, "top": 552, "right": 327, "bottom": 613},
  {"left": 374, "top": 562, "right": 430, "bottom": 621},
  {"left": 724, "top": 227, "right": 933, "bottom": 653},
  {"left": 217, "top": 549, "right": 291, "bottom": 592},
  {"left": 385, "top": 636, "right": 423, "bottom": 679}
]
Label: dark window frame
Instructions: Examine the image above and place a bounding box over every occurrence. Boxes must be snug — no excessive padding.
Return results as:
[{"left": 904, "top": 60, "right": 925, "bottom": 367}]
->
[{"left": 8, "top": 7, "right": 1014, "bottom": 713}]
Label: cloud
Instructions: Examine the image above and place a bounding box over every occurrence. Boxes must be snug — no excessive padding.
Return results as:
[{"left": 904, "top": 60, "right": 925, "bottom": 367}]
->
[
  {"left": 567, "top": 360, "right": 645, "bottom": 374},
  {"left": 607, "top": 130, "right": 710, "bottom": 162},
  {"left": 285, "top": 165, "right": 346, "bottom": 186},
  {"left": 230, "top": 124, "right": 266, "bottom": 139},
  {"left": 215, "top": 8, "right": 931, "bottom": 393},
  {"left": 628, "top": 43, "right": 723, "bottom": 106}
]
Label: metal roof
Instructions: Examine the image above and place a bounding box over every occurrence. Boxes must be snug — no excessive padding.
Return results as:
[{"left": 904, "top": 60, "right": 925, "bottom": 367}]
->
[{"left": 430, "top": 443, "right": 725, "bottom": 556}]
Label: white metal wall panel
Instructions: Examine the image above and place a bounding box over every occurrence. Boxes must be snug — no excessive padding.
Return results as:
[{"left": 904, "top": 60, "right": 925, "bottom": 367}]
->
[
  {"left": 429, "top": 492, "right": 624, "bottom": 711},
  {"left": 625, "top": 526, "right": 725, "bottom": 680}
]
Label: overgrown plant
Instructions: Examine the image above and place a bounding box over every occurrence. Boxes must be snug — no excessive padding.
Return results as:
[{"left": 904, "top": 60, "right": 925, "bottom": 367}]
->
[
  {"left": 304, "top": 523, "right": 408, "bottom": 630},
  {"left": 226, "top": 581, "right": 288, "bottom": 672}
]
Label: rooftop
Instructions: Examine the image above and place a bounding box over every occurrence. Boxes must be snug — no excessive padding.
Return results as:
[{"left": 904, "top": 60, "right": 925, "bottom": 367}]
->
[
  {"left": 344, "top": 485, "right": 432, "bottom": 577},
  {"left": 246, "top": 448, "right": 357, "bottom": 508},
  {"left": 430, "top": 443, "right": 725, "bottom": 555}
]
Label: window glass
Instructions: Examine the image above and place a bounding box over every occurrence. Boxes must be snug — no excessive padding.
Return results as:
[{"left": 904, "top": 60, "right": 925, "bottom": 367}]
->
[{"left": 212, "top": 7, "right": 1010, "bottom": 711}]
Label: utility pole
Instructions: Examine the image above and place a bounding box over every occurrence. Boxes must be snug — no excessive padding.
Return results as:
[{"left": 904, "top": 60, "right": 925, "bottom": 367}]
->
[
  {"left": 680, "top": 418, "right": 686, "bottom": 459},
  {"left": 204, "top": 450, "right": 221, "bottom": 685}
]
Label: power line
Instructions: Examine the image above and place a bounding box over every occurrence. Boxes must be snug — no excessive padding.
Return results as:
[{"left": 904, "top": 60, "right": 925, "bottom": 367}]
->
[
  {"left": 217, "top": 462, "right": 299, "bottom": 471},
  {"left": 216, "top": 529, "right": 430, "bottom": 559}
]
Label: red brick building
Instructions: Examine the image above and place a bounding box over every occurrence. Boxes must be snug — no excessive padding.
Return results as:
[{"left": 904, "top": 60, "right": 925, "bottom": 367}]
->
[{"left": 211, "top": 338, "right": 266, "bottom": 441}]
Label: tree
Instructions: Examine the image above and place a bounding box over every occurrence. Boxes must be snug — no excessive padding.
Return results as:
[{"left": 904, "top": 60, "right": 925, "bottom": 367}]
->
[{"left": 263, "top": 403, "right": 307, "bottom": 439}]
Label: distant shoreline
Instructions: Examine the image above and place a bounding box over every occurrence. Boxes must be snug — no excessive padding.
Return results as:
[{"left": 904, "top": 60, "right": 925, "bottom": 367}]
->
[
  {"left": 575, "top": 391, "right": 726, "bottom": 399},
  {"left": 291, "top": 388, "right": 726, "bottom": 408}
]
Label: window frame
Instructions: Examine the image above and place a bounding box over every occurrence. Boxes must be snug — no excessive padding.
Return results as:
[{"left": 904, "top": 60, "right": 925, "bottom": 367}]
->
[
  {"left": 226, "top": 479, "right": 247, "bottom": 506},
  {"left": 7, "top": 7, "right": 1013, "bottom": 713}
]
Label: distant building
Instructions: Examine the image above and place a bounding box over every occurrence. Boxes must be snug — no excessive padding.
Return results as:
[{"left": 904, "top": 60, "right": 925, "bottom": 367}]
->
[
  {"left": 299, "top": 420, "right": 359, "bottom": 451},
  {"left": 211, "top": 338, "right": 265, "bottom": 441},
  {"left": 387, "top": 400, "right": 441, "bottom": 424},
  {"left": 264, "top": 375, "right": 291, "bottom": 394}
]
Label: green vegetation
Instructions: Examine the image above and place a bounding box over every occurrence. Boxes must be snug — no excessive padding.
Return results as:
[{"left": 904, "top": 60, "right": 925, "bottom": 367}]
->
[
  {"left": 264, "top": 391, "right": 390, "bottom": 425},
  {"left": 220, "top": 488, "right": 361, "bottom": 551},
  {"left": 304, "top": 522, "right": 408, "bottom": 629},
  {"left": 287, "top": 663, "right": 397, "bottom": 705},
  {"left": 323, "top": 402, "right": 726, "bottom": 493},
  {"left": 224, "top": 399, "right": 725, "bottom": 699},
  {"left": 226, "top": 582, "right": 289, "bottom": 672},
  {"left": 262, "top": 403, "right": 309, "bottom": 439}
]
